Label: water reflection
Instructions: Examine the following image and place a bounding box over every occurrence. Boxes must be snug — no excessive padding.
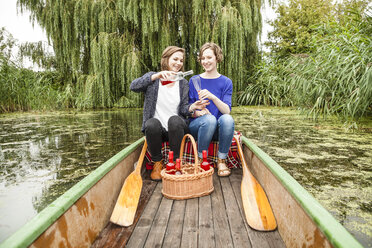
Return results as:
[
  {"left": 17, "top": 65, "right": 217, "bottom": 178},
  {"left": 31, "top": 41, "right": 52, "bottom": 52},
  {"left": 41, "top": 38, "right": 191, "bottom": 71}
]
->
[
  {"left": 0, "top": 109, "right": 143, "bottom": 241},
  {"left": 0, "top": 107, "right": 371, "bottom": 247}
]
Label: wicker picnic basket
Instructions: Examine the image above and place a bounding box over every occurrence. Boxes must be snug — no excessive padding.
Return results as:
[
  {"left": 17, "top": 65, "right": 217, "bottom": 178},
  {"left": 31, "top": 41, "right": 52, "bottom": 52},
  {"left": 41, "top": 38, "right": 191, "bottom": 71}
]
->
[{"left": 161, "top": 134, "right": 214, "bottom": 200}]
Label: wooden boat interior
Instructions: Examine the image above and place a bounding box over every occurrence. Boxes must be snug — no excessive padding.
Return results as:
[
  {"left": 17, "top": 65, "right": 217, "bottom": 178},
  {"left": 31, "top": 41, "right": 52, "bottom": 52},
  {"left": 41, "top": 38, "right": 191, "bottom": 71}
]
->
[{"left": 92, "top": 169, "right": 285, "bottom": 247}]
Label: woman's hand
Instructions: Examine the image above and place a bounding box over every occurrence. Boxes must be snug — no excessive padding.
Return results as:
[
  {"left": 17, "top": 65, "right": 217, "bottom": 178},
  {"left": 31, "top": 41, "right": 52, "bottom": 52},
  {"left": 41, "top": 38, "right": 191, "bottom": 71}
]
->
[
  {"left": 190, "top": 100, "right": 210, "bottom": 112},
  {"left": 151, "top": 71, "right": 176, "bottom": 81},
  {"left": 193, "top": 108, "right": 211, "bottom": 117},
  {"left": 198, "top": 89, "right": 231, "bottom": 115},
  {"left": 198, "top": 89, "right": 217, "bottom": 101},
  {"left": 189, "top": 100, "right": 211, "bottom": 117}
]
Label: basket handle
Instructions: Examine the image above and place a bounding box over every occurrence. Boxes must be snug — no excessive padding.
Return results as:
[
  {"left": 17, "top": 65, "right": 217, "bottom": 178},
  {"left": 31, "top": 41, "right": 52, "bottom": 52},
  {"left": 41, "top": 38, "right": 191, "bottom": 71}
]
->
[{"left": 179, "top": 134, "right": 199, "bottom": 174}]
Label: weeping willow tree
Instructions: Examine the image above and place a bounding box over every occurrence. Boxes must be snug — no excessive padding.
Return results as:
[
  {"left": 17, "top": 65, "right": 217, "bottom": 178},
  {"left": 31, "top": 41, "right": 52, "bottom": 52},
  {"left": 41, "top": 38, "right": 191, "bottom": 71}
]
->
[{"left": 17, "top": 0, "right": 264, "bottom": 108}]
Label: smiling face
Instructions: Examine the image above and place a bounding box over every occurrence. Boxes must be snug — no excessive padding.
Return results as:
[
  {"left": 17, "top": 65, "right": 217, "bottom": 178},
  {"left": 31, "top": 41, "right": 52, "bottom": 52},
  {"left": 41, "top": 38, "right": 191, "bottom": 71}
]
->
[
  {"left": 168, "top": 51, "right": 184, "bottom": 72},
  {"left": 160, "top": 46, "right": 185, "bottom": 71},
  {"left": 200, "top": 48, "right": 217, "bottom": 73}
]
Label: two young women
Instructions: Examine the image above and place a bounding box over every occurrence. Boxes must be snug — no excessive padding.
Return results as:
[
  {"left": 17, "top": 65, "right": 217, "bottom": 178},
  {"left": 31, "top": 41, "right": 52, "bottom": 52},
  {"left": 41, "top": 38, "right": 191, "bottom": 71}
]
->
[{"left": 130, "top": 43, "right": 234, "bottom": 180}]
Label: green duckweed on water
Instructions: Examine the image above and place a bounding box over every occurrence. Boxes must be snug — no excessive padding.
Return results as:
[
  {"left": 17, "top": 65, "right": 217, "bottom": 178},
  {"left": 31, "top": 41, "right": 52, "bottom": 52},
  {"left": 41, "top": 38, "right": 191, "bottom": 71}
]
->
[
  {"left": 0, "top": 106, "right": 371, "bottom": 246},
  {"left": 234, "top": 106, "right": 372, "bottom": 246}
]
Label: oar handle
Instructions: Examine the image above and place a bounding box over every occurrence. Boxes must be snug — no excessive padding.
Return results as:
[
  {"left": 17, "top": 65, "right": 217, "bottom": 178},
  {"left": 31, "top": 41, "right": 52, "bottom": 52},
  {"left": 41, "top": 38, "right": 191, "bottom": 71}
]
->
[
  {"left": 234, "top": 135, "right": 247, "bottom": 168},
  {"left": 135, "top": 137, "right": 148, "bottom": 174}
]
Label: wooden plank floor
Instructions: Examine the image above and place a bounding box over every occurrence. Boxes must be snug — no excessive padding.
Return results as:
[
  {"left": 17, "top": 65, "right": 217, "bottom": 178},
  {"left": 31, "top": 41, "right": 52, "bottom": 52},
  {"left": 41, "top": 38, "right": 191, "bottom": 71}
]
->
[{"left": 92, "top": 169, "right": 285, "bottom": 248}]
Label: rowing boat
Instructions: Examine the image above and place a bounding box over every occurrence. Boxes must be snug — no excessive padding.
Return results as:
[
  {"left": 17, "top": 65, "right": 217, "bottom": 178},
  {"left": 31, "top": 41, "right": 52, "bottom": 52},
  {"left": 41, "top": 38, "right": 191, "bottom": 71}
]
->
[{"left": 0, "top": 136, "right": 362, "bottom": 248}]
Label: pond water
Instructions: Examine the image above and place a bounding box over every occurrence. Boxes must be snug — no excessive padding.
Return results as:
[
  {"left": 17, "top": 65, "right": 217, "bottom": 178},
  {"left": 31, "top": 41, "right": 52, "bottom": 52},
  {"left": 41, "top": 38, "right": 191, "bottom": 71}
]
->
[{"left": 0, "top": 107, "right": 371, "bottom": 247}]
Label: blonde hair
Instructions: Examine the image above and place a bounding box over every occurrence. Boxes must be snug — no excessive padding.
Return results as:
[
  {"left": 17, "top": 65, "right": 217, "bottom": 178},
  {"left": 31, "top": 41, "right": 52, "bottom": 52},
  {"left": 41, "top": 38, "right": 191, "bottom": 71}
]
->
[
  {"left": 160, "top": 46, "right": 185, "bottom": 71},
  {"left": 198, "top": 42, "right": 223, "bottom": 63}
]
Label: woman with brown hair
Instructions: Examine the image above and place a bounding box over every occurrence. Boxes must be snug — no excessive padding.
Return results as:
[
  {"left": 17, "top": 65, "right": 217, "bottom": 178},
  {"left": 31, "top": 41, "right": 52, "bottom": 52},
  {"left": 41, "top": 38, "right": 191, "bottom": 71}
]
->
[
  {"left": 130, "top": 46, "right": 191, "bottom": 181},
  {"left": 188, "top": 42, "right": 235, "bottom": 177}
]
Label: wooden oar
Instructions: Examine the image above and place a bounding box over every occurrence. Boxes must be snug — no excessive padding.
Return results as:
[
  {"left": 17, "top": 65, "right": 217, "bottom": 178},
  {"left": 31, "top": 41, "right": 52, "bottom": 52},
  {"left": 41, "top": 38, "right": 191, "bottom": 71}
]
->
[
  {"left": 110, "top": 138, "right": 148, "bottom": 226},
  {"left": 234, "top": 135, "right": 277, "bottom": 231}
]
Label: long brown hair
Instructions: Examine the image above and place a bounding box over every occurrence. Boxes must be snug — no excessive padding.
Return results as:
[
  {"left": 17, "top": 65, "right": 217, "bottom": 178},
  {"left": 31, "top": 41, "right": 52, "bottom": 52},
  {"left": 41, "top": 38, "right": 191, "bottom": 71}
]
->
[{"left": 160, "top": 46, "right": 185, "bottom": 71}]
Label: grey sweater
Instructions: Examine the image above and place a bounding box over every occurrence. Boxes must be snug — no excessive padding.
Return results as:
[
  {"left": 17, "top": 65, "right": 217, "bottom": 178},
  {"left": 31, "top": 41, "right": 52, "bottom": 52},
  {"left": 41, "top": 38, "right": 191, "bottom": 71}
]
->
[{"left": 130, "top": 72, "right": 191, "bottom": 132}]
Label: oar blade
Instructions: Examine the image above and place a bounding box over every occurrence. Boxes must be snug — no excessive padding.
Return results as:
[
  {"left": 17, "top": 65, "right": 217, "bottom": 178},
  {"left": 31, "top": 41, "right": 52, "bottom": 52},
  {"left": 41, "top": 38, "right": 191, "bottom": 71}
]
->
[
  {"left": 235, "top": 135, "right": 276, "bottom": 231},
  {"left": 110, "top": 172, "right": 143, "bottom": 226},
  {"left": 241, "top": 166, "right": 277, "bottom": 231}
]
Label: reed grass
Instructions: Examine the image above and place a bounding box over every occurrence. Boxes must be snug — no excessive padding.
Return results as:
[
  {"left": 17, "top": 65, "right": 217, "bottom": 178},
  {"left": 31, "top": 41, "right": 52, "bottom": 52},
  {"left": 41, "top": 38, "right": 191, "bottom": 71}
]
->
[
  {"left": 0, "top": 27, "right": 67, "bottom": 113},
  {"left": 0, "top": 60, "right": 64, "bottom": 113},
  {"left": 239, "top": 7, "right": 372, "bottom": 120},
  {"left": 237, "top": 59, "right": 294, "bottom": 107}
]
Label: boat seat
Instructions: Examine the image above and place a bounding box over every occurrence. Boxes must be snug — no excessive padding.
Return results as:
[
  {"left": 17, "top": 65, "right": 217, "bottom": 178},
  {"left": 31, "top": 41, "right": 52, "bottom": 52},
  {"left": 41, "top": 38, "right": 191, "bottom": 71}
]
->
[{"left": 145, "top": 131, "right": 242, "bottom": 169}]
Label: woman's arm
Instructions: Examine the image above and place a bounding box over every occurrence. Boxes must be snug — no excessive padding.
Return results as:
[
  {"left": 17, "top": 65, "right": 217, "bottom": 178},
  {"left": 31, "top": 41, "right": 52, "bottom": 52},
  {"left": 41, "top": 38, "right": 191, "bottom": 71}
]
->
[
  {"left": 131, "top": 71, "right": 176, "bottom": 92},
  {"left": 130, "top": 72, "right": 157, "bottom": 92},
  {"left": 198, "top": 90, "right": 230, "bottom": 114},
  {"left": 151, "top": 71, "right": 175, "bottom": 81},
  {"left": 211, "top": 96, "right": 230, "bottom": 114}
]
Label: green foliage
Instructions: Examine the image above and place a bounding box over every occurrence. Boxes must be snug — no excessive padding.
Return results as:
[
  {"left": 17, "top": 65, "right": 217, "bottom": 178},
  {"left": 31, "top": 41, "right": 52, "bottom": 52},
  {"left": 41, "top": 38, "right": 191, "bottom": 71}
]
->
[
  {"left": 0, "top": 28, "right": 16, "bottom": 61},
  {"left": 17, "top": 0, "right": 265, "bottom": 108},
  {"left": 0, "top": 28, "right": 65, "bottom": 113},
  {"left": 239, "top": 4, "right": 372, "bottom": 120},
  {"left": 18, "top": 41, "right": 56, "bottom": 69},
  {"left": 238, "top": 58, "right": 294, "bottom": 106},
  {"left": 265, "top": 0, "right": 334, "bottom": 58},
  {"left": 0, "top": 61, "right": 64, "bottom": 113},
  {"left": 291, "top": 6, "right": 372, "bottom": 119}
]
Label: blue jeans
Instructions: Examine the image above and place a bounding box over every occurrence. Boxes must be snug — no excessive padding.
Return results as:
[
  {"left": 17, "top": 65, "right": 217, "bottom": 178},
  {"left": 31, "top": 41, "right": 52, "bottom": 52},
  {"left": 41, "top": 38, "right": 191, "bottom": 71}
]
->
[{"left": 189, "top": 114, "right": 235, "bottom": 159}]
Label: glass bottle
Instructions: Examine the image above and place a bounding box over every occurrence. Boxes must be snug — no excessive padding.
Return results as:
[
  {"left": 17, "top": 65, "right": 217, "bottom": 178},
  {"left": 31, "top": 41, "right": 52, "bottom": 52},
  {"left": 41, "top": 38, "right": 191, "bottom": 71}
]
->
[
  {"left": 201, "top": 150, "right": 210, "bottom": 171},
  {"left": 174, "top": 70, "right": 193, "bottom": 81},
  {"left": 161, "top": 70, "right": 193, "bottom": 85},
  {"left": 166, "top": 151, "right": 175, "bottom": 174},
  {"left": 175, "top": 158, "right": 182, "bottom": 175}
]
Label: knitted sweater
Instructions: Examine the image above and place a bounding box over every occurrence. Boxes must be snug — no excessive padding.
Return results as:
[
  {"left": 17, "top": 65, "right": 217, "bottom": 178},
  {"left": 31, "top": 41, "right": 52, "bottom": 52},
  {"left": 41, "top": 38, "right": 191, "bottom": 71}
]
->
[{"left": 130, "top": 72, "right": 191, "bottom": 132}]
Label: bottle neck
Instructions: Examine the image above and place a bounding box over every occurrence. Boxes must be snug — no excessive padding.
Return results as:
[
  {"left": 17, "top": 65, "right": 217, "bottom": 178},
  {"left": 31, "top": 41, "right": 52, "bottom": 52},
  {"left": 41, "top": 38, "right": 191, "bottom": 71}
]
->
[
  {"left": 182, "top": 70, "right": 193, "bottom": 77},
  {"left": 175, "top": 70, "right": 193, "bottom": 80},
  {"left": 202, "top": 150, "right": 208, "bottom": 162},
  {"left": 168, "top": 151, "right": 174, "bottom": 163}
]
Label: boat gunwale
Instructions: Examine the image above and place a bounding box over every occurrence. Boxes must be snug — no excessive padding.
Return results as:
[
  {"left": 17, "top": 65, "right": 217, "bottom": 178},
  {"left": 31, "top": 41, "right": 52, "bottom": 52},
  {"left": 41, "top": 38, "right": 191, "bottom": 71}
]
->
[
  {"left": 0, "top": 137, "right": 145, "bottom": 248},
  {"left": 0, "top": 136, "right": 363, "bottom": 248},
  {"left": 241, "top": 136, "right": 362, "bottom": 248}
]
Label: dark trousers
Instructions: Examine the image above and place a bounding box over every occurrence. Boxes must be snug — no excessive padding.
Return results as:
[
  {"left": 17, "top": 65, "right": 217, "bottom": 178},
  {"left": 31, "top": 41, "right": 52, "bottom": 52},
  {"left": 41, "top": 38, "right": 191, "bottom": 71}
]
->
[{"left": 144, "top": 116, "right": 189, "bottom": 161}]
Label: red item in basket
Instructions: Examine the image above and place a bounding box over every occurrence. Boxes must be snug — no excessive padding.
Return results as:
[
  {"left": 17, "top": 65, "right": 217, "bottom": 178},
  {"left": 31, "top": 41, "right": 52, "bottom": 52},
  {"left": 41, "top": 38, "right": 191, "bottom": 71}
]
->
[
  {"left": 166, "top": 151, "right": 175, "bottom": 174},
  {"left": 175, "top": 158, "right": 182, "bottom": 175},
  {"left": 201, "top": 150, "right": 210, "bottom": 171}
]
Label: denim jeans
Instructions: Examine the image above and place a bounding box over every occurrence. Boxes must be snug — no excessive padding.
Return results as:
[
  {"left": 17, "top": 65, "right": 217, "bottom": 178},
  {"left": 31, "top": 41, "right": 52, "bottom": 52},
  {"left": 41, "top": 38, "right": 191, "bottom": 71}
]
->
[{"left": 189, "top": 114, "right": 235, "bottom": 159}]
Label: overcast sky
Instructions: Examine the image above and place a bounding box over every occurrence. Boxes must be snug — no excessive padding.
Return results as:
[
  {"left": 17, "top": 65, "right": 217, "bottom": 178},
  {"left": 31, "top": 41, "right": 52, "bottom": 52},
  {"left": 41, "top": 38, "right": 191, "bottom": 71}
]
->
[{"left": 0, "top": 0, "right": 48, "bottom": 43}]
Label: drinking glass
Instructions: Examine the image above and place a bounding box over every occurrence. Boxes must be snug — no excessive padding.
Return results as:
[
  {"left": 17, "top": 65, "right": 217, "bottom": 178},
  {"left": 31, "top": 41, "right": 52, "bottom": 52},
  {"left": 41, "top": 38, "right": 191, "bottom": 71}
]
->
[{"left": 192, "top": 76, "right": 201, "bottom": 92}]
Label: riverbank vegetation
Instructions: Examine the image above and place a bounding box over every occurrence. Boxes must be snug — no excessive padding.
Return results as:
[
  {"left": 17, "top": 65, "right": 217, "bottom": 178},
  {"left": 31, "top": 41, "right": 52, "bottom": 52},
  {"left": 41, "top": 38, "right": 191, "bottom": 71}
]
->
[
  {"left": 0, "top": 28, "right": 66, "bottom": 112},
  {"left": 0, "top": 0, "right": 371, "bottom": 121},
  {"left": 238, "top": 0, "right": 372, "bottom": 120}
]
